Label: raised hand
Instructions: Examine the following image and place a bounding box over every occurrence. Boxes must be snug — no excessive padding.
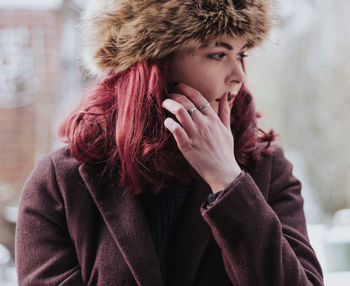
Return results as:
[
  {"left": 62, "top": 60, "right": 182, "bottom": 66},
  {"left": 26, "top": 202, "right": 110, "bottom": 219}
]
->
[{"left": 162, "top": 83, "right": 241, "bottom": 193}]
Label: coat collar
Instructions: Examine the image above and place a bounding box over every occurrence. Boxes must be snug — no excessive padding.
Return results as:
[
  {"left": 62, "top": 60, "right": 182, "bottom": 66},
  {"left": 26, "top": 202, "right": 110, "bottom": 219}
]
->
[{"left": 79, "top": 163, "right": 212, "bottom": 286}]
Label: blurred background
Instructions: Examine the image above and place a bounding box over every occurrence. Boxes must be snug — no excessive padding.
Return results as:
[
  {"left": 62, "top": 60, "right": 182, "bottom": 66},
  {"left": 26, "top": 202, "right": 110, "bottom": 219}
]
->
[{"left": 0, "top": 0, "right": 349, "bottom": 285}]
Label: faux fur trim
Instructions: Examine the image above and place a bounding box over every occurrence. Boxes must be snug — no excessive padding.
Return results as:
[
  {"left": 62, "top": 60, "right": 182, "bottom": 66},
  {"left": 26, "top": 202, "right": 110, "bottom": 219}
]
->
[{"left": 81, "top": 0, "right": 272, "bottom": 75}]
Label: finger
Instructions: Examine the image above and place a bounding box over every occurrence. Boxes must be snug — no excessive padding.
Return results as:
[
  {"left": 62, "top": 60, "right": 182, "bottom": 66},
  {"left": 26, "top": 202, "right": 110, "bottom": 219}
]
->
[
  {"left": 164, "top": 117, "right": 190, "bottom": 150},
  {"left": 218, "top": 92, "right": 232, "bottom": 130},
  {"left": 162, "top": 99, "right": 197, "bottom": 136},
  {"left": 173, "top": 83, "right": 215, "bottom": 116},
  {"left": 169, "top": 93, "right": 205, "bottom": 122}
]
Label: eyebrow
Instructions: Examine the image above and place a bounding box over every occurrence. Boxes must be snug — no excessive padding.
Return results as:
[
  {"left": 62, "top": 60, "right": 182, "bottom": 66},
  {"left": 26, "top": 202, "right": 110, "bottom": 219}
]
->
[{"left": 214, "top": 42, "right": 248, "bottom": 51}]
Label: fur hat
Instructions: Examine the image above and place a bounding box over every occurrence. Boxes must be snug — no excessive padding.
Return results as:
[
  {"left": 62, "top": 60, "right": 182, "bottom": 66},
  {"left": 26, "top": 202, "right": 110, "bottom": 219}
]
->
[{"left": 81, "top": 0, "right": 272, "bottom": 75}]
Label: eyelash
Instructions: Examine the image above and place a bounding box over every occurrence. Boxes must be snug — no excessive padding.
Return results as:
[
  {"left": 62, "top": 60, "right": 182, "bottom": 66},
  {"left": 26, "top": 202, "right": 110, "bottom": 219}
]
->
[{"left": 208, "top": 52, "right": 249, "bottom": 61}]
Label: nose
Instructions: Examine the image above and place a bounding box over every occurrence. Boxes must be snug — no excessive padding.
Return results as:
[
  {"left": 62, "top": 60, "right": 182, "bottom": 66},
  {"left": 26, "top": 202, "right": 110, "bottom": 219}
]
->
[{"left": 226, "top": 59, "right": 245, "bottom": 87}]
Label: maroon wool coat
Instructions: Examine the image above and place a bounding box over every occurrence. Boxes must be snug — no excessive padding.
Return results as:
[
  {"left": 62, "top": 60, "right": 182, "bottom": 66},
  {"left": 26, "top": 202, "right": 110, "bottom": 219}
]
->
[{"left": 15, "top": 144, "right": 324, "bottom": 286}]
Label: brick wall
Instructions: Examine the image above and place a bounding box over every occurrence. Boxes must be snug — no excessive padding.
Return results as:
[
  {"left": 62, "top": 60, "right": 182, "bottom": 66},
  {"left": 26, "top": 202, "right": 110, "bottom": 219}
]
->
[{"left": 0, "top": 9, "right": 62, "bottom": 254}]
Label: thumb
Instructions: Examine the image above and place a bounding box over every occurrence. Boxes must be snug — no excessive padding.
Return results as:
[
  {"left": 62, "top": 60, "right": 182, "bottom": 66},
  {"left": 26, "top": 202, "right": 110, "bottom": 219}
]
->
[{"left": 218, "top": 92, "right": 232, "bottom": 130}]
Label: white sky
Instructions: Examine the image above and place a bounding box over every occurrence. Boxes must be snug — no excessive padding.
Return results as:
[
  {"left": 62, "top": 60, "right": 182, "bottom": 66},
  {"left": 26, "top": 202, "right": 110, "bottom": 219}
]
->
[{"left": 0, "top": 0, "right": 63, "bottom": 10}]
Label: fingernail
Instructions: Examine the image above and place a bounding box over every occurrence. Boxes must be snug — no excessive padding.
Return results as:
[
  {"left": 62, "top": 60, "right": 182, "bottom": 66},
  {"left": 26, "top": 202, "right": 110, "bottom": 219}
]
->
[{"left": 227, "top": 92, "right": 232, "bottom": 101}]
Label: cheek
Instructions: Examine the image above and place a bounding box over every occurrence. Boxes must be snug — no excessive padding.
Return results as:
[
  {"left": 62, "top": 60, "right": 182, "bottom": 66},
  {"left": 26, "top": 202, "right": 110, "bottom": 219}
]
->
[
  {"left": 184, "top": 67, "right": 219, "bottom": 92},
  {"left": 169, "top": 57, "right": 222, "bottom": 100},
  {"left": 190, "top": 70, "right": 222, "bottom": 101}
]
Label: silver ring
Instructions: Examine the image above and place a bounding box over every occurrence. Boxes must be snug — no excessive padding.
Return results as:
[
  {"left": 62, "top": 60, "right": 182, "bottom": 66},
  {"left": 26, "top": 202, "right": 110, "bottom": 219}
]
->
[
  {"left": 198, "top": 103, "right": 210, "bottom": 111},
  {"left": 187, "top": 106, "right": 198, "bottom": 115}
]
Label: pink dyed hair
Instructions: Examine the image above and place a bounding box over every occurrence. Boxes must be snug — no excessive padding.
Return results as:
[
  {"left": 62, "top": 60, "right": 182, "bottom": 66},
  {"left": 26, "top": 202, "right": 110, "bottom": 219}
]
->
[{"left": 58, "top": 59, "right": 276, "bottom": 195}]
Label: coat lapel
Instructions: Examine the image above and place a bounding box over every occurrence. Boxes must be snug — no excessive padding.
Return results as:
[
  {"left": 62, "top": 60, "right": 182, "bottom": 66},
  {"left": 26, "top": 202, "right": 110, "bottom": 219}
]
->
[
  {"left": 79, "top": 164, "right": 213, "bottom": 286},
  {"left": 79, "top": 164, "right": 164, "bottom": 286}
]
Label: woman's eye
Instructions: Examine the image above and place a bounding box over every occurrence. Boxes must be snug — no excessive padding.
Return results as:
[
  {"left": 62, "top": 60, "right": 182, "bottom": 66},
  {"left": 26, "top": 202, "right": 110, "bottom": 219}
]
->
[
  {"left": 237, "top": 52, "right": 249, "bottom": 60},
  {"left": 208, "top": 53, "right": 227, "bottom": 60},
  {"left": 208, "top": 52, "right": 248, "bottom": 61}
]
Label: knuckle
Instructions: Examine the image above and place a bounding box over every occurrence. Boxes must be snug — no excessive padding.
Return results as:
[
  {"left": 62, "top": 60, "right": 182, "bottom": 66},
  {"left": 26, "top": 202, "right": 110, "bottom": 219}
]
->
[
  {"left": 172, "top": 124, "right": 182, "bottom": 133},
  {"left": 172, "top": 105, "right": 181, "bottom": 114},
  {"left": 179, "top": 139, "right": 192, "bottom": 151},
  {"left": 175, "top": 106, "right": 187, "bottom": 117},
  {"left": 207, "top": 112, "right": 217, "bottom": 120},
  {"left": 193, "top": 89, "right": 201, "bottom": 97},
  {"left": 199, "top": 125, "right": 211, "bottom": 138},
  {"left": 174, "top": 94, "right": 193, "bottom": 107},
  {"left": 175, "top": 94, "right": 188, "bottom": 102}
]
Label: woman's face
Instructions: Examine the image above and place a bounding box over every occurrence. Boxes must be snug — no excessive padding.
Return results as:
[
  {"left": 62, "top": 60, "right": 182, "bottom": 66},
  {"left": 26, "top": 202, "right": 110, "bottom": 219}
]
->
[{"left": 167, "top": 35, "right": 248, "bottom": 113}]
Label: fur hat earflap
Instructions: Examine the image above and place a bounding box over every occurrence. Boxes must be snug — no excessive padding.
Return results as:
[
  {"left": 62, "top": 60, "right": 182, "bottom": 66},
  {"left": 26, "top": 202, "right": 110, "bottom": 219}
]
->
[{"left": 81, "top": 0, "right": 273, "bottom": 75}]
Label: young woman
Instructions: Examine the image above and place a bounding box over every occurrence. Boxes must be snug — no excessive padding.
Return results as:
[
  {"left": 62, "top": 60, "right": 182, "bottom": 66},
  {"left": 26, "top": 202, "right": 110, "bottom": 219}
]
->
[{"left": 15, "top": 0, "right": 324, "bottom": 285}]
